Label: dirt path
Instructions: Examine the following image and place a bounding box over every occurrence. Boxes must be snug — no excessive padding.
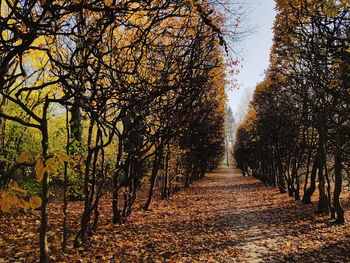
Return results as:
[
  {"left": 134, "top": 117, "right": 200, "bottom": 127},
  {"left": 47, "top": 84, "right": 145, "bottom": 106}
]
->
[
  {"left": 209, "top": 168, "right": 282, "bottom": 262},
  {"left": 1, "top": 167, "right": 349, "bottom": 262},
  {"left": 191, "top": 167, "right": 349, "bottom": 263},
  {"left": 166, "top": 167, "right": 284, "bottom": 263},
  {"left": 91, "top": 166, "right": 348, "bottom": 262}
]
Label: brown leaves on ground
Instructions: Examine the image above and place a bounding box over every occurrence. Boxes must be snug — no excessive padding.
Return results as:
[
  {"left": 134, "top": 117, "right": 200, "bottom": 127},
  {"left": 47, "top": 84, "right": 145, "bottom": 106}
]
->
[{"left": 0, "top": 167, "right": 349, "bottom": 262}]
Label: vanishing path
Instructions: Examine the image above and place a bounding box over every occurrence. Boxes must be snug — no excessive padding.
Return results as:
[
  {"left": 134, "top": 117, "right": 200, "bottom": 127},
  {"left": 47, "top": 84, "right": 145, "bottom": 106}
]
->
[
  {"left": 82, "top": 166, "right": 348, "bottom": 262},
  {"left": 30, "top": 166, "right": 348, "bottom": 262},
  {"left": 203, "top": 167, "right": 282, "bottom": 262},
  {"left": 170, "top": 167, "right": 348, "bottom": 263}
]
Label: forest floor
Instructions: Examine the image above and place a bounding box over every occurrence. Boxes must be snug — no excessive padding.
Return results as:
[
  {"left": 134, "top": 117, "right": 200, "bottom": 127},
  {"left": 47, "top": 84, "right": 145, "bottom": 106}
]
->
[{"left": 1, "top": 167, "right": 350, "bottom": 262}]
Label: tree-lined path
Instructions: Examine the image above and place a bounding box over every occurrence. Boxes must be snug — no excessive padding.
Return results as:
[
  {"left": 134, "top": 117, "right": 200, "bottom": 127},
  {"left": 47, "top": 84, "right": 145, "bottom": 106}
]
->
[
  {"left": 3, "top": 167, "right": 348, "bottom": 262},
  {"left": 70, "top": 167, "right": 350, "bottom": 262},
  {"left": 135, "top": 167, "right": 349, "bottom": 263},
  {"left": 1, "top": 1, "right": 349, "bottom": 262}
]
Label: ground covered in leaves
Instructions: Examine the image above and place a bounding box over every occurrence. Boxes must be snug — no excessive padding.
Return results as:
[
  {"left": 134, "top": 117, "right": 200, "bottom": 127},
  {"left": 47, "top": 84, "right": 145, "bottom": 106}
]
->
[{"left": 1, "top": 167, "right": 350, "bottom": 262}]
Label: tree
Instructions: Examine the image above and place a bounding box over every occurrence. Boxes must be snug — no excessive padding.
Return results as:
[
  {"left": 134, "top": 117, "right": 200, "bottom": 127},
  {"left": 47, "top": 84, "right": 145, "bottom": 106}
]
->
[
  {"left": 234, "top": 0, "right": 349, "bottom": 224},
  {"left": 0, "top": 0, "right": 244, "bottom": 261}
]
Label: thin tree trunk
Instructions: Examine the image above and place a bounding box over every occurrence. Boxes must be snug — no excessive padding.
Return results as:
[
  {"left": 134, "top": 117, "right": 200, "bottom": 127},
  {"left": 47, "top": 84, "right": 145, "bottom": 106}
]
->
[
  {"left": 162, "top": 150, "right": 169, "bottom": 199},
  {"left": 324, "top": 162, "right": 335, "bottom": 218},
  {"left": 62, "top": 106, "right": 70, "bottom": 251},
  {"left": 302, "top": 153, "right": 318, "bottom": 204},
  {"left": 0, "top": 97, "right": 7, "bottom": 152},
  {"left": 303, "top": 147, "right": 312, "bottom": 194},
  {"left": 277, "top": 154, "right": 286, "bottom": 193},
  {"left": 334, "top": 130, "right": 345, "bottom": 223},
  {"left": 112, "top": 136, "right": 123, "bottom": 224},
  {"left": 69, "top": 104, "right": 83, "bottom": 145},
  {"left": 295, "top": 175, "right": 300, "bottom": 201},
  {"left": 39, "top": 99, "right": 50, "bottom": 263},
  {"left": 317, "top": 141, "right": 329, "bottom": 214},
  {"left": 143, "top": 149, "right": 162, "bottom": 211},
  {"left": 74, "top": 120, "right": 94, "bottom": 247}
]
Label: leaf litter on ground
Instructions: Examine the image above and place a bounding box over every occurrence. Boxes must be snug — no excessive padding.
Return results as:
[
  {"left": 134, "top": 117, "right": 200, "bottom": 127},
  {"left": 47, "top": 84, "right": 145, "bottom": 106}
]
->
[{"left": 0, "top": 167, "right": 349, "bottom": 262}]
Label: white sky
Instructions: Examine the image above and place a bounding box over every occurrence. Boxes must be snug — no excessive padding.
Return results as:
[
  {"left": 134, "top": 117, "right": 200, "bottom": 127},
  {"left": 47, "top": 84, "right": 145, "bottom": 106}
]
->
[{"left": 227, "top": 0, "right": 276, "bottom": 121}]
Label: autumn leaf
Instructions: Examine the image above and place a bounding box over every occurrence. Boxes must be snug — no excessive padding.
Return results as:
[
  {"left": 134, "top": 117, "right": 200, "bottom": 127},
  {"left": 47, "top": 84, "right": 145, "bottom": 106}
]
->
[
  {"left": 187, "top": 0, "right": 195, "bottom": 9},
  {"left": 36, "top": 167, "right": 46, "bottom": 182},
  {"left": 57, "top": 153, "right": 70, "bottom": 162},
  {"left": 46, "top": 165, "right": 57, "bottom": 174},
  {"left": 119, "top": 186, "right": 127, "bottom": 193},
  {"left": 36, "top": 156, "right": 44, "bottom": 170},
  {"left": 7, "top": 193, "right": 19, "bottom": 206},
  {"left": 18, "top": 198, "right": 30, "bottom": 210},
  {"left": 45, "top": 157, "right": 57, "bottom": 166},
  {"left": 20, "top": 24, "right": 27, "bottom": 32},
  {"left": 0, "top": 198, "right": 11, "bottom": 212},
  {"left": 0, "top": 192, "right": 19, "bottom": 212},
  {"left": 16, "top": 152, "right": 31, "bottom": 163},
  {"left": 29, "top": 196, "right": 42, "bottom": 209}
]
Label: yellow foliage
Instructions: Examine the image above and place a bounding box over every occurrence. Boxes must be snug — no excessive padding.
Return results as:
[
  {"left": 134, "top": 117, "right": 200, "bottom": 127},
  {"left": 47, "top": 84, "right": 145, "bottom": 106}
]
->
[
  {"left": 57, "top": 153, "right": 70, "bottom": 163},
  {"left": 45, "top": 157, "right": 57, "bottom": 167},
  {"left": 16, "top": 152, "right": 31, "bottom": 163},
  {"left": 29, "top": 196, "right": 42, "bottom": 209},
  {"left": 18, "top": 198, "right": 30, "bottom": 210},
  {"left": 0, "top": 189, "right": 42, "bottom": 211},
  {"left": 46, "top": 165, "right": 57, "bottom": 174},
  {"left": 130, "top": 2, "right": 140, "bottom": 9},
  {"left": 0, "top": 191, "right": 19, "bottom": 212},
  {"left": 20, "top": 24, "right": 26, "bottom": 32},
  {"left": 146, "top": 145, "right": 156, "bottom": 156},
  {"left": 36, "top": 167, "right": 47, "bottom": 182},
  {"left": 0, "top": 197, "right": 11, "bottom": 212},
  {"left": 35, "top": 156, "right": 44, "bottom": 170}
]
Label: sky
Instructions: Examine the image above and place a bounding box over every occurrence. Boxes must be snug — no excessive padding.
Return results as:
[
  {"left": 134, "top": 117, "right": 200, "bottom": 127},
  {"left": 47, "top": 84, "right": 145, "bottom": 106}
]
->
[{"left": 227, "top": 0, "right": 276, "bottom": 122}]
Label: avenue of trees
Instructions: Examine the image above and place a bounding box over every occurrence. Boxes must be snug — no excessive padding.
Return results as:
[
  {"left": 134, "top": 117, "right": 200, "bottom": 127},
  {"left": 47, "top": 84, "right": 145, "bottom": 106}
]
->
[
  {"left": 234, "top": 0, "right": 349, "bottom": 224},
  {"left": 0, "top": 0, "right": 244, "bottom": 261}
]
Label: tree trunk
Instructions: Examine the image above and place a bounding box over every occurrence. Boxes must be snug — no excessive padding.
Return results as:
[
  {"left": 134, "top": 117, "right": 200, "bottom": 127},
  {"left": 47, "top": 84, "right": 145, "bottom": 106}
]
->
[
  {"left": 302, "top": 153, "right": 318, "bottom": 204},
  {"left": 112, "top": 187, "right": 121, "bottom": 224},
  {"left": 74, "top": 149, "right": 93, "bottom": 246},
  {"left": 69, "top": 103, "right": 83, "bottom": 152},
  {"left": 62, "top": 106, "right": 70, "bottom": 251},
  {"left": 62, "top": 161, "right": 68, "bottom": 251},
  {"left": 325, "top": 164, "right": 335, "bottom": 219},
  {"left": 303, "top": 148, "right": 312, "bottom": 195},
  {"left": 143, "top": 150, "right": 162, "bottom": 210},
  {"left": 277, "top": 155, "right": 286, "bottom": 194},
  {"left": 39, "top": 100, "right": 50, "bottom": 263},
  {"left": 74, "top": 120, "right": 94, "bottom": 247},
  {"left": 162, "top": 150, "right": 169, "bottom": 199},
  {"left": 289, "top": 157, "right": 297, "bottom": 198},
  {"left": 334, "top": 130, "right": 345, "bottom": 223},
  {"left": 317, "top": 142, "right": 329, "bottom": 214},
  {"left": 0, "top": 97, "right": 7, "bottom": 152},
  {"left": 112, "top": 136, "right": 123, "bottom": 224},
  {"left": 295, "top": 175, "right": 300, "bottom": 201}
]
